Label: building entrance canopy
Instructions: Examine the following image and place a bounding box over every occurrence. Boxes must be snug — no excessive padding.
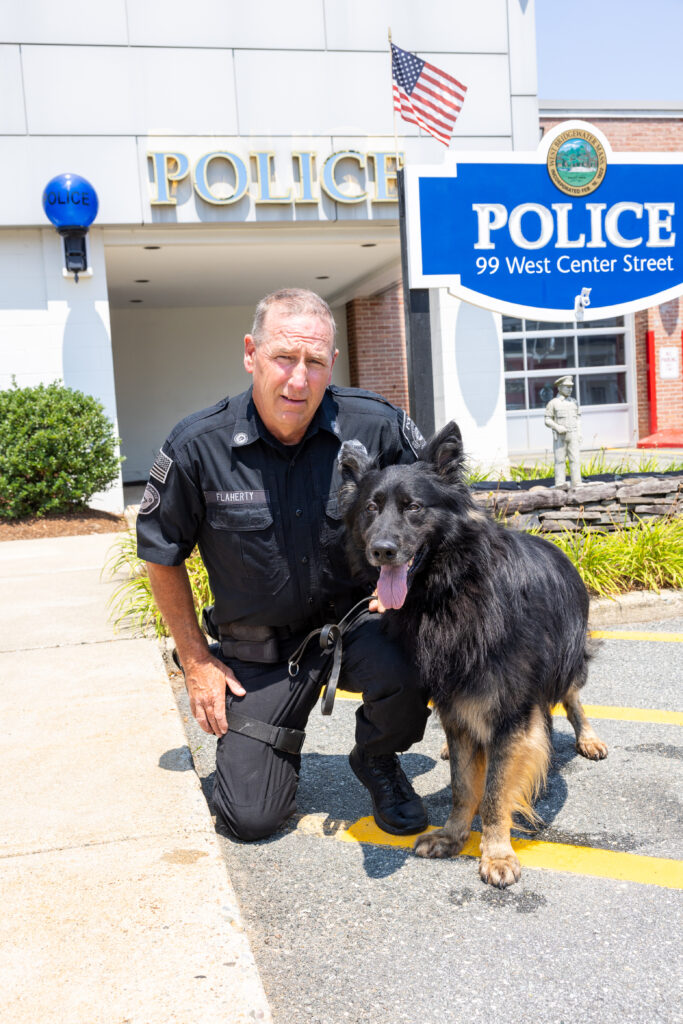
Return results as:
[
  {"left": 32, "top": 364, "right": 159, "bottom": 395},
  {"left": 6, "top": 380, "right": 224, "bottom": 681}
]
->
[{"left": 405, "top": 121, "right": 683, "bottom": 323}]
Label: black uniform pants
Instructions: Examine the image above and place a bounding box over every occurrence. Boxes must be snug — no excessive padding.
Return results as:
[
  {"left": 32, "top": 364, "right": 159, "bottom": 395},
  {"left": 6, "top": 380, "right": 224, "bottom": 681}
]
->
[{"left": 212, "top": 610, "right": 430, "bottom": 841}]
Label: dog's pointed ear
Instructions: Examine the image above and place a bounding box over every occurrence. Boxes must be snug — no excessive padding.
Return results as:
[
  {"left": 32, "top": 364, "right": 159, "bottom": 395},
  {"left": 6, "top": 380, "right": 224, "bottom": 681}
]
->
[
  {"left": 338, "top": 439, "right": 375, "bottom": 510},
  {"left": 421, "top": 421, "right": 465, "bottom": 481}
]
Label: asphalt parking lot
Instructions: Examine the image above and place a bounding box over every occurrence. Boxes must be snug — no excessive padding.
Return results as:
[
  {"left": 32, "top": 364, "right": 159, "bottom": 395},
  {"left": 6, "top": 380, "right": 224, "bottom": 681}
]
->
[{"left": 172, "top": 617, "right": 683, "bottom": 1024}]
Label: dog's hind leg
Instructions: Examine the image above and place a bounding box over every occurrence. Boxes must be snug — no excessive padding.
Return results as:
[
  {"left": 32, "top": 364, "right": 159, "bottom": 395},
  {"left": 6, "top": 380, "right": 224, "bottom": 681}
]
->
[
  {"left": 414, "top": 726, "right": 486, "bottom": 860},
  {"left": 563, "top": 684, "right": 608, "bottom": 760},
  {"left": 479, "top": 707, "right": 551, "bottom": 888}
]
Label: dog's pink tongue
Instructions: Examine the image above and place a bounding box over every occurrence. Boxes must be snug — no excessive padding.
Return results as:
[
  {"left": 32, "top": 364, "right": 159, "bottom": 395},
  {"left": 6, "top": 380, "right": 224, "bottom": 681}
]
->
[{"left": 377, "top": 563, "right": 409, "bottom": 609}]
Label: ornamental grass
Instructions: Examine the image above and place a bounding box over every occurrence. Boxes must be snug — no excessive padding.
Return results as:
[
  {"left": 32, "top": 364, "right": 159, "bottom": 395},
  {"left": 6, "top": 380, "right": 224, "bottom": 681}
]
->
[
  {"left": 467, "top": 449, "right": 683, "bottom": 485},
  {"left": 105, "top": 514, "right": 683, "bottom": 638},
  {"left": 105, "top": 531, "right": 211, "bottom": 639},
  {"left": 541, "top": 516, "right": 683, "bottom": 598}
]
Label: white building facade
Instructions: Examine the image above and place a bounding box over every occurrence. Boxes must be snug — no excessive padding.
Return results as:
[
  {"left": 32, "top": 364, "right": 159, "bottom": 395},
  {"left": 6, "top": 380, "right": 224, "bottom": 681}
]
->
[{"left": 0, "top": 0, "right": 540, "bottom": 510}]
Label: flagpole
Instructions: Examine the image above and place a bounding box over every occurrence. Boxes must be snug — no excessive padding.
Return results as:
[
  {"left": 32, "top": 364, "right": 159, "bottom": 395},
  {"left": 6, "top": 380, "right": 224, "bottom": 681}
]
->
[
  {"left": 388, "top": 27, "right": 401, "bottom": 175},
  {"left": 389, "top": 31, "right": 435, "bottom": 437}
]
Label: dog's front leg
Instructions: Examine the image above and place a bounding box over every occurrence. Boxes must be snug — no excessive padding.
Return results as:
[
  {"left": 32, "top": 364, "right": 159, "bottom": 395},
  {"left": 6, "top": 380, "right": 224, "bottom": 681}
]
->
[
  {"left": 414, "top": 725, "right": 486, "bottom": 859},
  {"left": 479, "top": 708, "right": 550, "bottom": 888}
]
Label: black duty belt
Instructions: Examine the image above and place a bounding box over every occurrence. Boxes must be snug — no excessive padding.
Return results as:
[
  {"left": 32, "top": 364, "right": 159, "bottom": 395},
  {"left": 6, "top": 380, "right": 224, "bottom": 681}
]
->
[{"left": 214, "top": 619, "right": 312, "bottom": 664}]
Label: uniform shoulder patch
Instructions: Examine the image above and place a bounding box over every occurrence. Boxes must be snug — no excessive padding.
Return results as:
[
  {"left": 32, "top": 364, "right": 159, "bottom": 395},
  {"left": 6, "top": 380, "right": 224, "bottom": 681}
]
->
[
  {"left": 149, "top": 448, "right": 173, "bottom": 484},
  {"left": 139, "top": 482, "right": 161, "bottom": 515},
  {"left": 401, "top": 412, "right": 426, "bottom": 455}
]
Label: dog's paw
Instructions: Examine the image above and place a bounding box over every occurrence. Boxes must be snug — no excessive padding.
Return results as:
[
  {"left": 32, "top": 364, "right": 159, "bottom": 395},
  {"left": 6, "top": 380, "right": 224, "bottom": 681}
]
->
[
  {"left": 577, "top": 735, "right": 608, "bottom": 760},
  {"left": 413, "top": 828, "right": 466, "bottom": 859},
  {"left": 440, "top": 741, "right": 450, "bottom": 760},
  {"left": 479, "top": 851, "right": 521, "bottom": 888}
]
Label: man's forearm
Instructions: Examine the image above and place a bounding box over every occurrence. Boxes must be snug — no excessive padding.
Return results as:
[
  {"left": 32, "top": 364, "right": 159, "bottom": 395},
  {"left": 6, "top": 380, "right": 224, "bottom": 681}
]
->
[{"left": 146, "top": 562, "right": 210, "bottom": 667}]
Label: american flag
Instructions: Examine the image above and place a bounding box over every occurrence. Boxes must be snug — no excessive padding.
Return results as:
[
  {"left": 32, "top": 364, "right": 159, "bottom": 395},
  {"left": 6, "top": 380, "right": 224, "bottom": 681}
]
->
[{"left": 391, "top": 43, "right": 467, "bottom": 147}]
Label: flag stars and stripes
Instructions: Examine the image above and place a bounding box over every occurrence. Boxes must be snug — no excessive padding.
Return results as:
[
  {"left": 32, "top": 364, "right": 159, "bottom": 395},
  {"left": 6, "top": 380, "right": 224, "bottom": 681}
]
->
[{"left": 391, "top": 42, "right": 467, "bottom": 147}]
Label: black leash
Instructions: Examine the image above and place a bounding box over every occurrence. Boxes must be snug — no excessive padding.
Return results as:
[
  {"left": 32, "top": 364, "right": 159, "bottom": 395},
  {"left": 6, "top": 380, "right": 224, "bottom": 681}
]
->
[{"left": 287, "top": 596, "right": 372, "bottom": 715}]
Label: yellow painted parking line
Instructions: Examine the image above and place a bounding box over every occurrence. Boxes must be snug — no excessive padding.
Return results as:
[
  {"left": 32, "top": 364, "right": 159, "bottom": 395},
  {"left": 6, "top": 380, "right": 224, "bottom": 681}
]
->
[
  {"left": 591, "top": 630, "right": 683, "bottom": 642},
  {"left": 332, "top": 690, "right": 682, "bottom": 725},
  {"left": 553, "top": 704, "right": 683, "bottom": 725},
  {"left": 329, "top": 816, "right": 683, "bottom": 891}
]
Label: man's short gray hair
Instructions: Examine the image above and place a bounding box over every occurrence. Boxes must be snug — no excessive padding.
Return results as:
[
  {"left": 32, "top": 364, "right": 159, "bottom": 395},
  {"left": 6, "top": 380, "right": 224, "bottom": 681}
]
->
[{"left": 251, "top": 289, "right": 337, "bottom": 349}]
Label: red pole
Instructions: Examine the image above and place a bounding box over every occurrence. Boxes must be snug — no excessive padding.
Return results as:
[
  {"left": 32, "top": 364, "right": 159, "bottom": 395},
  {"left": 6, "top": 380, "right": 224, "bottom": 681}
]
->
[{"left": 646, "top": 329, "right": 657, "bottom": 435}]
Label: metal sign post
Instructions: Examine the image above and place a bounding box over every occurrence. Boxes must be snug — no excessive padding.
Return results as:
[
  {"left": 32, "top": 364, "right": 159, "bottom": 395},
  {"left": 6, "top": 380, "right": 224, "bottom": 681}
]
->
[{"left": 398, "top": 168, "right": 435, "bottom": 438}]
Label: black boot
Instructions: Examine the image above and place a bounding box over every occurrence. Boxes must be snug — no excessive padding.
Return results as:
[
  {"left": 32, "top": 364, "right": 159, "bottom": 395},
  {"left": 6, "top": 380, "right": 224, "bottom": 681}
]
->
[{"left": 349, "top": 745, "right": 428, "bottom": 836}]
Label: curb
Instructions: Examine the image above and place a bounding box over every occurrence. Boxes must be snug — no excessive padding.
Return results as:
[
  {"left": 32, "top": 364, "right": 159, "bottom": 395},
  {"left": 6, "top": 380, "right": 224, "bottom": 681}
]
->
[{"left": 588, "top": 588, "right": 683, "bottom": 626}]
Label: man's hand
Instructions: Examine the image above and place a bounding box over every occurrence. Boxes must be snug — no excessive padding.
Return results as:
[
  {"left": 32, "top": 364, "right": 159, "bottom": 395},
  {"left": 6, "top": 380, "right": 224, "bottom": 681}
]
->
[
  {"left": 184, "top": 651, "right": 246, "bottom": 736},
  {"left": 369, "top": 590, "right": 387, "bottom": 614},
  {"left": 145, "top": 561, "right": 247, "bottom": 737}
]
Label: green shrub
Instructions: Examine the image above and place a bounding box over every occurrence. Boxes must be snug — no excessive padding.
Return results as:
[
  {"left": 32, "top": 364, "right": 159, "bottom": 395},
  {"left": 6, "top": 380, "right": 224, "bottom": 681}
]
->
[{"left": 0, "top": 379, "right": 122, "bottom": 519}]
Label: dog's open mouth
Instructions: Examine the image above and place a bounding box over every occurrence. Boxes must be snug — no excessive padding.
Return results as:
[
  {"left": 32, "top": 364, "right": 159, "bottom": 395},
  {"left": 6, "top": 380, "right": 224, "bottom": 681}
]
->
[
  {"left": 375, "top": 549, "right": 426, "bottom": 610},
  {"left": 377, "top": 563, "right": 409, "bottom": 609}
]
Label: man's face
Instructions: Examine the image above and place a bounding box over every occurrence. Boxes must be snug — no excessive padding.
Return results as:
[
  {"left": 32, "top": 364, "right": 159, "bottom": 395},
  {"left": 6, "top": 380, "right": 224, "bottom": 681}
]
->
[
  {"left": 244, "top": 306, "right": 338, "bottom": 445},
  {"left": 558, "top": 383, "right": 573, "bottom": 397}
]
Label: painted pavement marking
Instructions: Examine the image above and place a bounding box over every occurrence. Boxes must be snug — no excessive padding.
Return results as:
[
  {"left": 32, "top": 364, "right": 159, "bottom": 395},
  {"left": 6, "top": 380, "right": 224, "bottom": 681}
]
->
[
  {"left": 329, "top": 690, "right": 683, "bottom": 726},
  {"left": 591, "top": 630, "right": 683, "bottom": 642},
  {"left": 295, "top": 814, "right": 683, "bottom": 891}
]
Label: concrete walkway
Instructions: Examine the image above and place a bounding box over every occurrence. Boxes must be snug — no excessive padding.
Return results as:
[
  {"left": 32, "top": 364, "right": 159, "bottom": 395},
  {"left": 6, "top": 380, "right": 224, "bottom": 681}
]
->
[{"left": 0, "top": 532, "right": 272, "bottom": 1024}]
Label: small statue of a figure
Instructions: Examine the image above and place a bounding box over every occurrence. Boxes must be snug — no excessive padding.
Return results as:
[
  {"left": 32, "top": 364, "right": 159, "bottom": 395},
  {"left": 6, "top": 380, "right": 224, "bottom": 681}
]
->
[{"left": 544, "top": 375, "right": 581, "bottom": 488}]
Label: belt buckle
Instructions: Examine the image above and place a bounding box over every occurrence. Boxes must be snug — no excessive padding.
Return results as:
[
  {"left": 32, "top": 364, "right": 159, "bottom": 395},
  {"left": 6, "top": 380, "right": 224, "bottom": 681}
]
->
[{"left": 275, "top": 726, "right": 304, "bottom": 755}]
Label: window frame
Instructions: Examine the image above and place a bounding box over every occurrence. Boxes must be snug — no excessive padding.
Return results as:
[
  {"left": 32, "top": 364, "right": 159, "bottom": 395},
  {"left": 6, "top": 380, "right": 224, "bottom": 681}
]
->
[{"left": 503, "top": 318, "right": 629, "bottom": 417}]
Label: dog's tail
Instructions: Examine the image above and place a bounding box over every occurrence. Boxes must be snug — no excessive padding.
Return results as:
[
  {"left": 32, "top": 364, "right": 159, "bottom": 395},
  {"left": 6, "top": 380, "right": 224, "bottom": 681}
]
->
[{"left": 505, "top": 706, "right": 551, "bottom": 830}]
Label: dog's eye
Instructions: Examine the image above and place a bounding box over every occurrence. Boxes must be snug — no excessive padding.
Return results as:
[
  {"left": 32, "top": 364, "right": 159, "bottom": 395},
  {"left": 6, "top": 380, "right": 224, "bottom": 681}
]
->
[
  {"left": 365, "top": 500, "right": 378, "bottom": 512},
  {"left": 406, "top": 502, "right": 422, "bottom": 513}
]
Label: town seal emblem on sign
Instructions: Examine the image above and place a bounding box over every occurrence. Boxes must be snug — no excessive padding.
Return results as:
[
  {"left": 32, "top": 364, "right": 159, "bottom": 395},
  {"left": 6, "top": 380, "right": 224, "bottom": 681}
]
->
[{"left": 547, "top": 128, "right": 606, "bottom": 197}]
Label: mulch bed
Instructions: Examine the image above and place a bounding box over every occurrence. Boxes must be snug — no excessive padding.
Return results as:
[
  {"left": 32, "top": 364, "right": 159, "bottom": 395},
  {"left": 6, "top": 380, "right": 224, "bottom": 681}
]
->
[{"left": 0, "top": 509, "right": 129, "bottom": 541}]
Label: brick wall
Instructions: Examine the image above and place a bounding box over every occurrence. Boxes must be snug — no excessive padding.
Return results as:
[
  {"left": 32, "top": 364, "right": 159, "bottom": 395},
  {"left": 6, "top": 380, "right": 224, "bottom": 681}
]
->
[
  {"left": 540, "top": 116, "right": 683, "bottom": 152},
  {"left": 645, "top": 298, "right": 683, "bottom": 431},
  {"left": 345, "top": 282, "right": 410, "bottom": 412},
  {"left": 541, "top": 116, "right": 683, "bottom": 440}
]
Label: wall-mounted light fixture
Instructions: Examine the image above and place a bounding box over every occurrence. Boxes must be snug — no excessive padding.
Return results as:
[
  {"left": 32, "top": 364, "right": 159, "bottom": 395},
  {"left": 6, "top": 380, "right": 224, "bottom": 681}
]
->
[{"left": 42, "top": 173, "right": 99, "bottom": 282}]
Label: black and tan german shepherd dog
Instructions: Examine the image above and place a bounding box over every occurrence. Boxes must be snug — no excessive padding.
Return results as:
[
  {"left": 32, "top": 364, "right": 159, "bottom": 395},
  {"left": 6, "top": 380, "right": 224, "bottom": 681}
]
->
[{"left": 339, "top": 421, "right": 608, "bottom": 888}]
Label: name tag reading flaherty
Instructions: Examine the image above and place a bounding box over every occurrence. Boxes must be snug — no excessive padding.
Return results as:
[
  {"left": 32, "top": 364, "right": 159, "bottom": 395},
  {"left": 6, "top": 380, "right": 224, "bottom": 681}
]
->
[{"left": 205, "top": 490, "right": 268, "bottom": 504}]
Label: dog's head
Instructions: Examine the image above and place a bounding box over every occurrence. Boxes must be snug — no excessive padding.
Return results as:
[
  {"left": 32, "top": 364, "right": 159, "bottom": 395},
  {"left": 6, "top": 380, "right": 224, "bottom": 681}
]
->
[{"left": 339, "top": 421, "right": 473, "bottom": 609}]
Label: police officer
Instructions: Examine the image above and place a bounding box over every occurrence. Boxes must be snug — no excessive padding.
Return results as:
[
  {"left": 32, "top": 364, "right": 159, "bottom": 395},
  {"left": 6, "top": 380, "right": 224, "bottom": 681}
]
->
[
  {"left": 137, "top": 288, "right": 431, "bottom": 841},
  {"left": 544, "top": 374, "right": 582, "bottom": 488}
]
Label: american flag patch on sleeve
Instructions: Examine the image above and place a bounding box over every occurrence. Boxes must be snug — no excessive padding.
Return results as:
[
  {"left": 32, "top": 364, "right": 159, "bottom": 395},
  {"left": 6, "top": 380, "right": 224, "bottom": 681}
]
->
[{"left": 149, "top": 448, "right": 173, "bottom": 484}]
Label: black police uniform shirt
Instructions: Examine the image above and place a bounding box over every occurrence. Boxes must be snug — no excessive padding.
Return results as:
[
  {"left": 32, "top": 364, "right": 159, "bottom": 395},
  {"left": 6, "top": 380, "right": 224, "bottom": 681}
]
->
[{"left": 136, "top": 385, "right": 425, "bottom": 631}]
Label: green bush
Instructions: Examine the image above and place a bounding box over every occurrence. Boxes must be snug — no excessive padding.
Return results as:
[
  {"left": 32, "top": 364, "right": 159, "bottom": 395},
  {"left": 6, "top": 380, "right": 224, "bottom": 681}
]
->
[{"left": 0, "top": 380, "right": 122, "bottom": 519}]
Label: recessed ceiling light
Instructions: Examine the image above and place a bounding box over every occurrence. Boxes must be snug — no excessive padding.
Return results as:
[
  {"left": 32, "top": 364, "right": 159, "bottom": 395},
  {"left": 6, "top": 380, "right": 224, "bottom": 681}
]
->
[
  {"left": 134, "top": 279, "right": 150, "bottom": 283},
  {"left": 361, "top": 243, "right": 377, "bottom": 248},
  {"left": 316, "top": 275, "right": 329, "bottom": 280},
  {"left": 143, "top": 245, "right": 160, "bottom": 250},
  {"left": 129, "top": 299, "right": 143, "bottom": 303}
]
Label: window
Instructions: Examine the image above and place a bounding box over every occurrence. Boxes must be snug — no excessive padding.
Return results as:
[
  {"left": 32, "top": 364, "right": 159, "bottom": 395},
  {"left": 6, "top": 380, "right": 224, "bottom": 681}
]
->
[{"left": 502, "top": 317, "right": 627, "bottom": 412}]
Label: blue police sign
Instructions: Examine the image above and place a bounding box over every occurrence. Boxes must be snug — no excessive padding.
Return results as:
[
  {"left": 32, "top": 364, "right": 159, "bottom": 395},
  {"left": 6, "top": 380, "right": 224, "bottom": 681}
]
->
[
  {"left": 404, "top": 121, "right": 683, "bottom": 322},
  {"left": 42, "top": 173, "right": 99, "bottom": 230}
]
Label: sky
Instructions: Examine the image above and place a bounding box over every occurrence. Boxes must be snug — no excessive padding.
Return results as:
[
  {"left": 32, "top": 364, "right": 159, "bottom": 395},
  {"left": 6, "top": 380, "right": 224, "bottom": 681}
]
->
[{"left": 535, "top": 0, "right": 683, "bottom": 102}]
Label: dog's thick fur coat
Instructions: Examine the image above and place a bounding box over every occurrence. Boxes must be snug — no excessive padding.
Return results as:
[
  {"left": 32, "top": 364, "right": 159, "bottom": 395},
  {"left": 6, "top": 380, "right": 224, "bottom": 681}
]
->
[{"left": 340, "top": 421, "right": 607, "bottom": 888}]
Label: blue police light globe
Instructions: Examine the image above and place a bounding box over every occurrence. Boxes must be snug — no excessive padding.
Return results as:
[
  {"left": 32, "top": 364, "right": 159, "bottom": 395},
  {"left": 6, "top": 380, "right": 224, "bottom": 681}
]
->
[{"left": 42, "top": 173, "right": 99, "bottom": 230}]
